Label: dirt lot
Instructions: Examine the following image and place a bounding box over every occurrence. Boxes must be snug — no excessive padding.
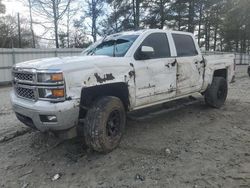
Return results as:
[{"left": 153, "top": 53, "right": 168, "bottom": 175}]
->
[{"left": 0, "top": 66, "right": 249, "bottom": 188}]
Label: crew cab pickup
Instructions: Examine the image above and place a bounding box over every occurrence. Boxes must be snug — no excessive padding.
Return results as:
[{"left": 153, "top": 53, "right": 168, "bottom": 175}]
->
[{"left": 11, "top": 29, "right": 235, "bottom": 153}]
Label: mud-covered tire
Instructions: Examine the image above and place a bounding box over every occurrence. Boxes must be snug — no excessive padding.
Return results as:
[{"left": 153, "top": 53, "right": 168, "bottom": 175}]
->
[
  {"left": 205, "top": 77, "right": 228, "bottom": 108},
  {"left": 84, "top": 96, "right": 126, "bottom": 153}
]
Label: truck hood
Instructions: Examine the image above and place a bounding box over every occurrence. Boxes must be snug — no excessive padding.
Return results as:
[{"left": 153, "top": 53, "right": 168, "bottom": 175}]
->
[
  {"left": 14, "top": 55, "right": 119, "bottom": 71},
  {"left": 14, "top": 55, "right": 134, "bottom": 94}
]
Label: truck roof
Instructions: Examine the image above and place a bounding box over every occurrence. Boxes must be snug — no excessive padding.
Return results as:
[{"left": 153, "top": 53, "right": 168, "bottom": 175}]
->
[{"left": 108, "top": 29, "right": 194, "bottom": 38}]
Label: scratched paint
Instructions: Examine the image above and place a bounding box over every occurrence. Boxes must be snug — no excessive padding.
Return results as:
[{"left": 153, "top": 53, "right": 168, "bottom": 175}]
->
[
  {"left": 201, "top": 54, "right": 235, "bottom": 92},
  {"left": 94, "top": 73, "right": 115, "bottom": 83}
]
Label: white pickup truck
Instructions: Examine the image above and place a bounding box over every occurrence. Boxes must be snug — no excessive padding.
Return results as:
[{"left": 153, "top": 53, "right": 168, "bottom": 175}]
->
[{"left": 11, "top": 29, "right": 235, "bottom": 153}]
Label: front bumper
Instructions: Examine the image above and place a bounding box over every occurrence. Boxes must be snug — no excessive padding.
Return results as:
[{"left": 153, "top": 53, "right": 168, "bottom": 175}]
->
[{"left": 11, "top": 91, "right": 80, "bottom": 132}]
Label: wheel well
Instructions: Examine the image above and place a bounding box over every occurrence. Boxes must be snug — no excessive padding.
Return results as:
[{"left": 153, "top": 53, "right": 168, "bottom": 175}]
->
[
  {"left": 79, "top": 83, "right": 130, "bottom": 118},
  {"left": 213, "top": 69, "right": 227, "bottom": 80}
]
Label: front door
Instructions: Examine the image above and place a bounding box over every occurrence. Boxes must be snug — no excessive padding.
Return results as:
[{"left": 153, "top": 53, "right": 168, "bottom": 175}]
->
[{"left": 132, "top": 32, "right": 177, "bottom": 107}]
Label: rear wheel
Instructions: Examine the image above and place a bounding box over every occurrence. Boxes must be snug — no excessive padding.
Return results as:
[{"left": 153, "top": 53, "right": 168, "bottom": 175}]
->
[
  {"left": 84, "top": 96, "right": 126, "bottom": 153},
  {"left": 204, "top": 77, "right": 228, "bottom": 108}
]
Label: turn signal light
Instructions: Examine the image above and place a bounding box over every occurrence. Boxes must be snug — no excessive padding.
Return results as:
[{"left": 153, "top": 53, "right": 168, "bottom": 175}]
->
[
  {"left": 51, "top": 73, "right": 63, "bottom": 81},
  {"left": 52, "top": 89, "right": 64, "bottom": 97}
]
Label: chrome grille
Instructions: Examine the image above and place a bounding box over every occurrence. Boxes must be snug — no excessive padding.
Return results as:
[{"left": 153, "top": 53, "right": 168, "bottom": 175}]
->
[
  {"left": 12, "top": 68, "right": 65, "bottom": 102},
  {"left": 13, "top": 72, "right": 34, "bottom": 82},
  {"left": 15, "top": 86, "right": 35, "bottom": 100}
]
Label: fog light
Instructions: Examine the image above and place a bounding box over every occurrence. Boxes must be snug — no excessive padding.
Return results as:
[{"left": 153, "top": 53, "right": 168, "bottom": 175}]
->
[{"left": 40, "top": 115, "right": 57, "bottom": 123}]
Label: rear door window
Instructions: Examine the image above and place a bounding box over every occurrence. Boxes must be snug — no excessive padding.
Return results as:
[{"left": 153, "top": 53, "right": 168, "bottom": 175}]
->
[{"left": 172, "top": 34, "right": 198, "bottom": 57}]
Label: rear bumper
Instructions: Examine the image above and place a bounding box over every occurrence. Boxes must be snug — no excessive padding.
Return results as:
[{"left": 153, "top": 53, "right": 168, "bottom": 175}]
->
[{"left": 11, "top": 91, "right": 80, "bottom": 132}]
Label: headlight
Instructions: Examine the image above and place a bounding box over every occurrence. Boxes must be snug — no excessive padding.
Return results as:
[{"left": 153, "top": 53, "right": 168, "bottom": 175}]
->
[
  {"left": 36, "top": 72, "right": 65, "bottom": 101},
  {"left": 37, "top": 72, "right": 64, "bottom": 83},
  {"left": 38, "top": 88, "right": 65, "bottom": 100}
]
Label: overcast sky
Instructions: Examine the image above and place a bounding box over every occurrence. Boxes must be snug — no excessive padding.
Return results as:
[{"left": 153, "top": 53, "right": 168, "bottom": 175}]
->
[
  {"left": 3, "top": 0, "right": 47, "bottom": 38},
  {"left": 2, "top": 0, "right": 76, "bottom": 47},
  {"left": 3, "top": 0, "right": 28, "bottom": 16},
  {"left": 2, "top": 0, "right": 107, "bottom": 47}
]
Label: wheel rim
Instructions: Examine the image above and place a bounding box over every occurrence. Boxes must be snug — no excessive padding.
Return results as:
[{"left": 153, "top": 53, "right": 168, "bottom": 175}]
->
[{"left": 106, "top": 110, "right": 121, "bottom": 138}]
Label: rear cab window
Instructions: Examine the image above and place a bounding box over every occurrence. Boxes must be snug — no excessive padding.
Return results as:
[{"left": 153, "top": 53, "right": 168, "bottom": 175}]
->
[{"left": 172, "top": 34, "right": 198, "bottom": 57}]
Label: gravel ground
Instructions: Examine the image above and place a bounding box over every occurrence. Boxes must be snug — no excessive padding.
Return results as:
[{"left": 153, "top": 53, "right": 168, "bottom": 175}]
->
[{"left": 0, "top": 65, "right": 249, "bottom": 188}]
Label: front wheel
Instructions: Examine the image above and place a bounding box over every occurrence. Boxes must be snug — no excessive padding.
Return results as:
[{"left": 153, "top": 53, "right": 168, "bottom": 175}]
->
[
  {"left": 204, "top": 77, "right": 228, "bottom": 108},
  {"left": 84, "top": 96, "right": 126, "bottom": 153}
]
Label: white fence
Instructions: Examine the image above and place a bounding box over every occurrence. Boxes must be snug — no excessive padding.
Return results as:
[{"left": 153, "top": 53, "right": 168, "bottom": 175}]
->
[
  {"left": 0, "top": 49, "right": 249, "bottom": 85},
  {"left": 0, "top": 48, "right": 83, "bottom": 84},
  {"left": 203, "top": 51, "right": 250, "bottom": 65}
]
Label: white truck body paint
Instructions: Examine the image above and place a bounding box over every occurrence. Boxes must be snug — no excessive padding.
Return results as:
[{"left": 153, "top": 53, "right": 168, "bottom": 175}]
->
[
  {"left": 202, "top": 54, "right": 235, "bottom": 92},
  {"left": 11, "top": 29, "right": 235, "bottom": 132}
]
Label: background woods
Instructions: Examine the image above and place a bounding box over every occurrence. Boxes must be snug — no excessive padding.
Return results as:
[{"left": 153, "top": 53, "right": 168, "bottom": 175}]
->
[{"left": 0, "top": 0, "right": 249, "bottom": 53}]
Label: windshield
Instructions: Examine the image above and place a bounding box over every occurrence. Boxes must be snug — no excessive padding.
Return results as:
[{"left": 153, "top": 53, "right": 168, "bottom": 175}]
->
[{"left": 82, "top": 34, "right": 139, "bottom": 57}]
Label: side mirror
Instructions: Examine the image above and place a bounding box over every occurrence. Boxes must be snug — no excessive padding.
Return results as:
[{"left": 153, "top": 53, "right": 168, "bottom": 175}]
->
[
  {"left": 135, "top": 46, "right": 154, "bottom": 60},
  {"left": 141, "top": 46, "right": 154, "bottom": 53}
]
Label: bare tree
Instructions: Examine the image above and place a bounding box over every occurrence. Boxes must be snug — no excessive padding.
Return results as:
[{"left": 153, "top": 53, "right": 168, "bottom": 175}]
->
[
  {"left": 18, "top": 0, "right": 36, "bottom": 47},
  {"left": 0, "top": 15, "right": 37, "bottom": 48},
  {"left": 32, "top": 0, "right": 72, "bottom": 48},
  {"left": 27, "top": 0, "right": 36, "bottom": 48},
  {"left": 85, "top": 0, "right": 105, "bottom": 42},
  {"left": 66, "top": 3, "right": 79, "bottom": 47},
  {"left": 0, "top": 0, "right": 5, "bottom": 14},
  {"left": 132, "top": 0, "right": 140, "bottom": 29}
]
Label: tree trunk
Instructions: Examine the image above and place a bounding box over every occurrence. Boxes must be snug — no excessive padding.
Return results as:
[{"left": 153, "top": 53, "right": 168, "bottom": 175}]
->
[
  {"left": 242, "top": 27, "right": 247, "bottom": 53},
  {"left": 188, "top": 0, "right": 195, "bottom": 33},
  {"left": 159, "top": 0, "right": 164, "bottom": 29},
  {"left": 248, "top": 40, "right": 250, "bottom": 54},
  {"left": 132, "top": 0, "right": 136, "bottom": 28},
  {"left": 135, "top": 0, "right": 140, "bottom": 29},
  {"left": 28, "top": 0, "right": 35, "bottom": 48},
  {"left": 213, "top": 9, "right": 220, "bottom": 51},
  {"left": 67, "top": 4, "right": 70, "bottom": 48},
  {"left": 220, "top": 37, "right": 223, "bottom": 51},
  {"left": 114, "top": 3, "right": 118, "bottom": 32},
  {"left": 176, "top": 0, "right": 181, "bottom": 31},
  {"left": 205, "top": 17, "right": 211, "bottom": 51},
  {"left": 177, "top": 8, "right": 181, "bottom": 31},
  {"left": 213, "top": 25, "right": 218, "bottom": 51},
  {"left": 92, "top": 0, "right": 97, "bottom": 42},
  {"left": 207, "top": 23, "right": 211, "bottom": 50},
  {"left": 52, "top": 0, "right": 59, "bottom": 48},
  {"left": 235, "top": 40, "right": 239, "bottom": 52},
  {"left": 17, "top": 13, "right": 21, "bottom": 48},
  {"left": 198, "top": 2, "right": 203, "bottom": 46}
]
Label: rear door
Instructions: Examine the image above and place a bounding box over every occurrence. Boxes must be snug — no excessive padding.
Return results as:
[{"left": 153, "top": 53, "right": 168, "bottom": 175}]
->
[
  {"left": 133, "top": 32, "right": 177, "bottom": 107},
  {"left": 172, "top": 33, "right": 205, "bottom": 96}
]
